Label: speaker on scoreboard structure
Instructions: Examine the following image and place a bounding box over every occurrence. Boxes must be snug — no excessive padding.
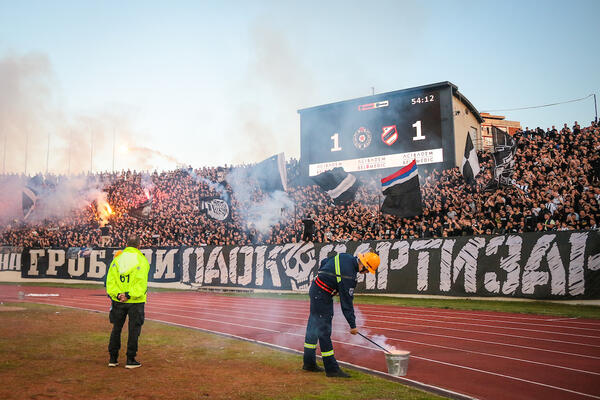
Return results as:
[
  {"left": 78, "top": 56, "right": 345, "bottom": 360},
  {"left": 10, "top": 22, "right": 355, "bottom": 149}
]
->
[{"left": 297, "top": 81, "right": 483, "bottom": 178}]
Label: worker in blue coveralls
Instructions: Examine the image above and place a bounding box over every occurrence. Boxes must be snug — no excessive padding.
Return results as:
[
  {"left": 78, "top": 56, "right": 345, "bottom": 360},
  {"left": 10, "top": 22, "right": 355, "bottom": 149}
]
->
[{"left": 302, "top": 251, "right": 380, "bottom": 378}]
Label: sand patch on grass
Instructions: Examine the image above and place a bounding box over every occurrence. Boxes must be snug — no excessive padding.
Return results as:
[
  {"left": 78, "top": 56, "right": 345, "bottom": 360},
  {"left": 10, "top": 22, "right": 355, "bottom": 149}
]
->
[{"left": 0, "top": 305, "right": 26, "bottom": 311}]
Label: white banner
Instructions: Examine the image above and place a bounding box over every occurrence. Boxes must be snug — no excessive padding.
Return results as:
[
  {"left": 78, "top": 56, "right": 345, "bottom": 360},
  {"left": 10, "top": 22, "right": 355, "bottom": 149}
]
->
[{"left": 309, "top": 148, "right": 444, "bottom": 176}]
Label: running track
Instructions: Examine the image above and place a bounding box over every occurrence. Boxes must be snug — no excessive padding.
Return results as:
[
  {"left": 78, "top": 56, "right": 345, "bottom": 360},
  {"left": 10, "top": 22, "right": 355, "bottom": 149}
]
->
[{"left": 2, "top": 285, "right": 599, "bottom": 400}]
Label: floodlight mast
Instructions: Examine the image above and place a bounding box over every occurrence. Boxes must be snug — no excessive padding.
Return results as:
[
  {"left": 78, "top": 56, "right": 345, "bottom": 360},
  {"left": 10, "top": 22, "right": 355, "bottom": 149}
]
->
[
  {"left": 2, "top": 133, "right": 6, "bottom": 174},
  {"left": 46, "top": 132, "right": 50, "bottom": 174}
]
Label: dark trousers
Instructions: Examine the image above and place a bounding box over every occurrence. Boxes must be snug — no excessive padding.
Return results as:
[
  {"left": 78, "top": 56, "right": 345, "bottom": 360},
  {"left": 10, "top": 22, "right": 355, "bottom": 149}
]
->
[
  {"left": 303, "top": 283, "right": 339, "bottom": 372},
  {"left": 302, "top": 230, "right": 313, "bottom": 241},
  {"left": 108, "top": 301, "right": 145, "bottom": 360}
]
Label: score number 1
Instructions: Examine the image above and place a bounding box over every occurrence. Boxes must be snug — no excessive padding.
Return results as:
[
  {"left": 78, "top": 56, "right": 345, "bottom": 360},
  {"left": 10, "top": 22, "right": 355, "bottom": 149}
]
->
[
  {"left": 330, "top": 133, "right": 342, "bottom": 152},
  {"left": 330, "top": 120, "right": 425, "bottom": 152},
  {"left": 412, "top": 120, "right": 425, "bottom": 141}
]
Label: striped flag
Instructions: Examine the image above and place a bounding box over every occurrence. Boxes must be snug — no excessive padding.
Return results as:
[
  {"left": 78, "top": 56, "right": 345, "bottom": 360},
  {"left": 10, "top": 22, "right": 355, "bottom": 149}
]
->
[
  {"left": 311, "top": 167, "right": 359, "bottom": 205},
  {"left": 461, "top": 133, "right": 480, "bottom": 185},
  {"left": 22, "top": 178, "right": 39, "bottom": 220},
  {"left": 380, "top": 160, "right": 423, "bottom": 218}
]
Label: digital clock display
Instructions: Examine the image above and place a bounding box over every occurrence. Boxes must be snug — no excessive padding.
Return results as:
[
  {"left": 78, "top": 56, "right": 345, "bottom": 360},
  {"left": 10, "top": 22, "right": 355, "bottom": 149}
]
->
[
  {"left": 299, "top": 89, "right": 444, "bottom": 176},
  {"left": 411, "top": 94, "right": 436, "bottom": 104}
]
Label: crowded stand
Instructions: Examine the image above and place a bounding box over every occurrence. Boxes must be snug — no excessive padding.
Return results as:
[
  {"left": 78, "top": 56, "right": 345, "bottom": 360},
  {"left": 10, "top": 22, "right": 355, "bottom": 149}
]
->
[{"left": 1, "top": 121, "right": 599, "bottom": 249}]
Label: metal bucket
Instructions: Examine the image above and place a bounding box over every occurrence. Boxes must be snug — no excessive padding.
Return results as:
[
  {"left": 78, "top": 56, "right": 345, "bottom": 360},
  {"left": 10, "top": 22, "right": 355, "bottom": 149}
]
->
[{"left": 384, "top": 351, "right": 410, "bottom": 376}]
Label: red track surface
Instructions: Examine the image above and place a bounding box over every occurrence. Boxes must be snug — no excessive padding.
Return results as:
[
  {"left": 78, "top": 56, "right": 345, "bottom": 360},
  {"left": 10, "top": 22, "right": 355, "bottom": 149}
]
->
[{"left": 2, "top": 285, "right": 599, "bottom": 400}]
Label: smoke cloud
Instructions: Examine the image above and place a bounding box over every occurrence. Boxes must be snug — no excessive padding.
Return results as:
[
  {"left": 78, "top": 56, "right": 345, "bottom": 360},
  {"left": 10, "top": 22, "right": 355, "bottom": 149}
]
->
[
  {"left": 230, "top": 22, "right": 315, "bottom": 165},
  {"left": 183, "top": 168, "right": 229, "bottom": 202},
  {"left": 226, "top": 166, "right": 294, "bottom": 234},
  {"left": 0, "top": 174, "right": 111, "bottom": 229},
  {"left": 368, "top": 333, "right": 398, "bottom": 353},
  {"left": 0, "top": 52, "right": 57, "bottom": 175},
  {"left": 128, "top": 146, "right": 181, "bottom": 167},
  {"left": 0, "top": 52, "right": 177, "bottom": 175}
]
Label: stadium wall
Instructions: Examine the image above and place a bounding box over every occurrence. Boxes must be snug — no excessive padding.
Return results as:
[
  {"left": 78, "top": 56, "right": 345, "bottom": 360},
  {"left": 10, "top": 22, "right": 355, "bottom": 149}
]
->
[
  {"left": 452, "top": 94, "right": 482, "bottom": 158},
  {"left": 1, "top": 230, "right": 599, "bottom": 299}
]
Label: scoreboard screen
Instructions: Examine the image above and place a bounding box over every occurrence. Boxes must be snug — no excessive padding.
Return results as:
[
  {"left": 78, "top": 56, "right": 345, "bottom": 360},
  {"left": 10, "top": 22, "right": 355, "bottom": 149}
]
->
[{"left": 299, "top": 86, "right": 451, "bottom": 176}]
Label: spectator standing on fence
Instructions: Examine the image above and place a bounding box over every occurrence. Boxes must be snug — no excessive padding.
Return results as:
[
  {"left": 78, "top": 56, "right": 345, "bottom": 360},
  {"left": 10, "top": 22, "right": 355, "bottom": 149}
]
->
[
  {"left": 106, "top": 235, "right": 150, "bottom": 369},
  {"left": 302, "top": 215, "right": 315, "bottom": 242}
]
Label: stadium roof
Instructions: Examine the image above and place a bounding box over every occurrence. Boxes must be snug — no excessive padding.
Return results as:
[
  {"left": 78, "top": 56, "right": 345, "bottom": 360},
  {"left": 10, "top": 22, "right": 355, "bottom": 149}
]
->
[{"left": 298, "top": 81, "right": 484, "bottom": 124}]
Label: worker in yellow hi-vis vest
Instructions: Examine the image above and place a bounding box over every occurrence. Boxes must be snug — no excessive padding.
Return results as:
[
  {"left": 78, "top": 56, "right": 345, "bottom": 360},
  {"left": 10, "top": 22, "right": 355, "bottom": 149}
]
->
[
  {"left": 302, "top": 252, "right": 380, "bottom": 377},
  {"left": 105, "top": 235, "right": 150, "bottom": 369}
]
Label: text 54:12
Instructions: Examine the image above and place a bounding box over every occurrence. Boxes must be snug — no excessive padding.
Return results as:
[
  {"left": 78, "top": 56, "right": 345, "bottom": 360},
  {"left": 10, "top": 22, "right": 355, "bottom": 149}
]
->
[{"left": 411, "top": 95, "right": 435, "bottom": 105}]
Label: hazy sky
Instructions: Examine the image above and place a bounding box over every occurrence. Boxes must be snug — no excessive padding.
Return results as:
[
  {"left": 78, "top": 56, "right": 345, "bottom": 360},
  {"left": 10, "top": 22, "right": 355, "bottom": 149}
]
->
[{"left": 0, "top": 0, "right": 598, "bottom": 174}]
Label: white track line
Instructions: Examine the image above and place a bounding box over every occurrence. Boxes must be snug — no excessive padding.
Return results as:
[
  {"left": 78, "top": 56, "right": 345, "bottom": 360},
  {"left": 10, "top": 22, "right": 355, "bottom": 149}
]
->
[
  {"left": 152, "top": 298, "right": 600, "bottom": 348},
  {"left": 363, "top": 316, "right": 600, "bottom": 349},
  {"left": 157, "top": 296, "right": 600, "bottom": 337},
  {"left": 357, "top": 304, "right": 600, "bottom": 324},
  {"left": 363, "top": 324, "right": 600, "bottom": 360},
  {"left": 355, "top": 310, "right": 600, "bottom": 332},
  {"left": 382, "top": 335, "right": 600, "bottom": 376},
  {"left": 411, "top": 355, "right": 600, "bottom": 400},
  {"left": 147, "top": 293, "right": 600, "bottom": 332},
  {"left": 545, "top": 317, "right": 579, "bottom": 322},
  {"left": 189, "top": 296, "right": 600, "bottom": 327}
]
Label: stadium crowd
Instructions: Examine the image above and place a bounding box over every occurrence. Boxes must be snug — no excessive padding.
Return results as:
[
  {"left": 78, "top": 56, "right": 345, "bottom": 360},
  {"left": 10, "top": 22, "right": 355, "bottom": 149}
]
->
[{"left": 1, "top": 120, "right": 598, "bottom": 249}]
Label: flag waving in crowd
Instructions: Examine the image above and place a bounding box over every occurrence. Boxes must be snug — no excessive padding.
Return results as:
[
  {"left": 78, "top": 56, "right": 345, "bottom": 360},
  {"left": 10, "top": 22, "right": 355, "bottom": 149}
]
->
[
  {"left": 22, "top": 176, "right": 42, "bottom": 220},
  {"left": 461, "top": 133, "right": 480, "bottom": 185},
  {"left": 380, "top": 160, "right": 423, "bottom": 218},
  {"left": 251, "top": 153, "right": 287, "bottom": 192},
  {"left": 22, "top": 185, "right": 37, "bottom": 220},
  {"left": 311, "top": 167, "right": 359, "bottom": 205},
  {"left": 491, "top": 126, "right": 517, "bottom": 186},
  {"left": 129, "top": 197, "right": 153, "bottom": 220},
  {"left": 199, "top": 196, "right": 231, "bottom": 221}
]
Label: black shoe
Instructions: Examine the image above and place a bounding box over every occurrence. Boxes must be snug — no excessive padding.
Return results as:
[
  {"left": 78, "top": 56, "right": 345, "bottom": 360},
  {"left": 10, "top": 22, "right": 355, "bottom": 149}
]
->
[
  {"left": 125, "top": 359, "right": 141, "bottom": 369},
  {"left": 302, "top": 364, "right": 324, "bottom": 372},
  {"left": 108, "top": 356, "right": 118, "bottom": 367},
  {"left": 326, "top": 369, "right": 350, "bottom": 378}
]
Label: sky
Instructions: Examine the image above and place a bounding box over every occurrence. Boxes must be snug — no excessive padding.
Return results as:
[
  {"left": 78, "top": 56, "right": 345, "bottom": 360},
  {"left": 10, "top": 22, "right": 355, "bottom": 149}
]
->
[{"left": 0, "top": 0, "right": 598, "bottom": 175}]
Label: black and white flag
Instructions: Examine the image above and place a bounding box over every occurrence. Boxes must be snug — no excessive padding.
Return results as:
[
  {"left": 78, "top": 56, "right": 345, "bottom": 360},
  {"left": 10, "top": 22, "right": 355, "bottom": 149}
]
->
[
  {"left": 461, "top": 133, "right": 480, "bottom": 185},
  {"left": 491, "top": 127, "right": 517, "bottom": 186},
  {"left": 129, "top": 195, "right": 153, "bottom": 220},
  {"left": 511, "top": 179, "right": 529, "bottom": 194},
  {"left": 311, "top": 167, "right": 359, "bottom": 205},
  {"left": 22, "top": 178, "right": 40, "bottom": 219},
  {"left": 199, "top": 196, "right": 232, "bottom": 221},
  {"left": 251, "top": 153, "right": 287, "bottom": 192}
]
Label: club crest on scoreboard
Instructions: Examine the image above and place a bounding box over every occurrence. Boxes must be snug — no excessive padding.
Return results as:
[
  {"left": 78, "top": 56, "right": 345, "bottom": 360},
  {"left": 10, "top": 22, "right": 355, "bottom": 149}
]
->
[
  {"left": 381, "top": 125, "right": 398, "bottom": 146},
  {"left": 353, "top": 127, "right": 372, "bottom": 150}
]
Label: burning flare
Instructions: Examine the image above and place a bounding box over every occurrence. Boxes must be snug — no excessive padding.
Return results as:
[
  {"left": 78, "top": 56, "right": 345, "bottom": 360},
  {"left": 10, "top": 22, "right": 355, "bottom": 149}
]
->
[{"left": 95, "top": 195, "right": 113, "bottom": 227}]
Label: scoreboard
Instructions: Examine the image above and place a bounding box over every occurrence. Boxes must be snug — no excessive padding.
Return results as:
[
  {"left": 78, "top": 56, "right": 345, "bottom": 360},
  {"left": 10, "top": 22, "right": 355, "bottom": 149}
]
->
[{"left": 299, "top": 82, "right": 458, "bottom": 176}]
